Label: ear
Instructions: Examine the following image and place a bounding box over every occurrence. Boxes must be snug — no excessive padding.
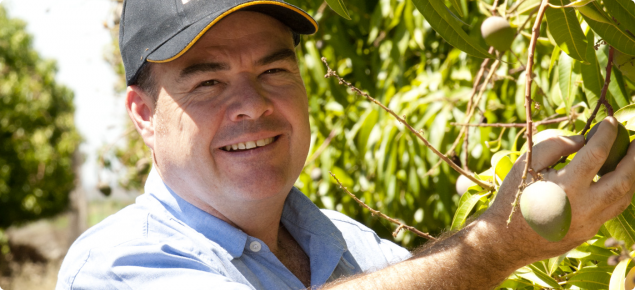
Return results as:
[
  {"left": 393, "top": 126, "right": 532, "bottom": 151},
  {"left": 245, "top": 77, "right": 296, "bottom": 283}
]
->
[{"left": 126, "top": 86, "right": 156, "bottom": 150}]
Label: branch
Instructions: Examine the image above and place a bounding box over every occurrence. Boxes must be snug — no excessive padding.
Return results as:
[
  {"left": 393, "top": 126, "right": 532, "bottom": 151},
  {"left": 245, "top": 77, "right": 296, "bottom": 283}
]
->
[
  {"left": 425, "top": 51, "right": 495, "bottom": 177},
  {"left": 451, "top": 116, "right": 570, "bottom": 128},
  {"left": 463, "top": 58, "right": 501, "bottom": 169},
  {"left": 580, "top": 46, "right": 615, "bottom": 136},
  {"left": 330, "top": 172, "right": 437, "bottom": 241},
  {"left": 321, "top": 57, "right": 495, "bottom": 191},
  {"left": 463, "top": 48, "right": 494, "bottom": 170},
  {"left": 508, "top": 0, "right": 551, "bottom": 225},
  {"left": 550, "top": 47, "right": 617, "bottom": 168}
]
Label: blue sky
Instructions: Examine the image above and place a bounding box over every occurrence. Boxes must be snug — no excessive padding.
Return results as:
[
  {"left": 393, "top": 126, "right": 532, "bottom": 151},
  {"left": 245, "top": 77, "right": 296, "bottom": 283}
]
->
[{"left": 3, "top": 0, "right": 129, "bottom": 197}]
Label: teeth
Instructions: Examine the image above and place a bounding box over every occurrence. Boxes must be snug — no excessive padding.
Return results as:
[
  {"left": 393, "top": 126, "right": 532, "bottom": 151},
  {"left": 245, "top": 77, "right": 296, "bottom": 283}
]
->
[{"left": 223, "top": 137, "right": 275, "bottom": 151}]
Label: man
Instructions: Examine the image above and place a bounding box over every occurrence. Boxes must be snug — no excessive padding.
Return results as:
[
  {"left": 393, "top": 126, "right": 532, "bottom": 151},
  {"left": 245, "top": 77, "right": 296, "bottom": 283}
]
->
[{"left": 57, "top": 0, "right": 635, "bottom": 289}]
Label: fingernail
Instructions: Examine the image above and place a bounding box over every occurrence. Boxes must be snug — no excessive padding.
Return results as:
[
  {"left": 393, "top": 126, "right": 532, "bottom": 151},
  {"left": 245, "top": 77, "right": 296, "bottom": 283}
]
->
[{"left": 605, "top": 116, "right": 617, "bottom": 125}]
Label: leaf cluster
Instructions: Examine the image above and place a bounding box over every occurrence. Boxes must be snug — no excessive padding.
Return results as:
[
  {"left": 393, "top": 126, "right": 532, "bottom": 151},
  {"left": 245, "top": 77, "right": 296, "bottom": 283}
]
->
[{"left": 0, "top": 6, "right": 81, "bottom": 229}]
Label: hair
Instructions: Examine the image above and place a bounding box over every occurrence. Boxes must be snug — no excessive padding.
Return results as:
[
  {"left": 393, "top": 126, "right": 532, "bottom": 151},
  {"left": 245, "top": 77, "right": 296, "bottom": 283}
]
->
[{"left": 135, "top": 62, "right": 159, "bottom": 106}]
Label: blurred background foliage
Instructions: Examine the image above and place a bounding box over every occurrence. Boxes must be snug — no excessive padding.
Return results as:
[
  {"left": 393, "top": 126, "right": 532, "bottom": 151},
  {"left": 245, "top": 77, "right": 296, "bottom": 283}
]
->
[
  {"left": 0, "top": 5, "right": 81, "bottom": 230},
  {"left": 100, "top": 0, "right": 635, "bottom": 252}
]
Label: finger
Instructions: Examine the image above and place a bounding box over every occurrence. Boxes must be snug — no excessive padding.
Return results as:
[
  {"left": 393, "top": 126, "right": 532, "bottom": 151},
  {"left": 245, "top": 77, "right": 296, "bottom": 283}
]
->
[
  {"left": 521, "top": 135, "right": 585, "bottom": 172},
  {"left": 567, "top": 117, "right": 618, "bottom": 182},
  {"left": 539, "top": 167, "right": 559, "bottom": 182},
  {"left": 597, "top": 182, "right": 635, "bottom": 223},
  {"left": 592, "top": 135, "right": 635, "bottom": 208}
]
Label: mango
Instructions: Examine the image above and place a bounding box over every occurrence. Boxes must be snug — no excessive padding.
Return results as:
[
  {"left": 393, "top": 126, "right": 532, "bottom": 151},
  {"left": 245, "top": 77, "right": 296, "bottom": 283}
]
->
[
  {"left": 520, "top": 181, "right": 571, "bottom": 242},
  {"left": 585, "top": 122, "right": 630, "bottom": 176},
  {"left": 455, "top": 175, "right": 476, "bottom": 196},
  {"left": 480, "top": 16, "right": 515, "bottom": 52}
]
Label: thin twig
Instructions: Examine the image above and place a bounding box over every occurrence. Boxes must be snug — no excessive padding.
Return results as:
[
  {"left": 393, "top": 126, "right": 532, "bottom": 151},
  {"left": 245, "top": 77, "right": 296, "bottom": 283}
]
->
[
  {"left": 330, "top": 172, "right": 437, "bottom": 241},
  {"left": 508, "top": 0, "right": 550, "bottom": 225},
  {"left": 452, "top": 116, "right": 569, "bottom": 128},
  {"left": 463, "top": 58, "right": 502, "bottom": 168},
  {"left": 322, "top": 57, "right": 495, "bottom": 191},
  {"left": 580, "top": 46, "right": 616, "bottom": 136},
  {"left": 491, "top": 0, "right": 501, "bottom": 14},
  {"left": 550, "top": 47, "right": 618, "bottom": 167},
  {"left": 463, "top": 52, "right": 498, "bottom": 171},
  {"left": 426, "top": 51, "right": 495, "bottom": 177}
]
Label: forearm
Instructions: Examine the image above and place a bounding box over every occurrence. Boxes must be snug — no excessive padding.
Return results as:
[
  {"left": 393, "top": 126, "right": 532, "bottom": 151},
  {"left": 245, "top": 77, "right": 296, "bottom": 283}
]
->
[{"left": 324, "top": 216, "right": 531, "bottom": 290}]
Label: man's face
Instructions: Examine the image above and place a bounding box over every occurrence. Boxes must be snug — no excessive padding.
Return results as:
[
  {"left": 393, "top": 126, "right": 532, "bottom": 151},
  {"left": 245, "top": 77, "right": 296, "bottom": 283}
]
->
[{"left": 148, "top": 11, "right": 311, "bottom": 213}]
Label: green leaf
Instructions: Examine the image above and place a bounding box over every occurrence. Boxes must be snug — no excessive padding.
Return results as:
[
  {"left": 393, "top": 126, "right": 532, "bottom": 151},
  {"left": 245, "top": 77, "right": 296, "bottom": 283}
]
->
[
  {"left": 558, "top": 51, "right": 576, "bottom": 114},
  {"left": 519, "top": 264, "right": 563, "bottom": 288},
  {"left": 567, "top": 265, "right": 614, "bottom": 289},
  {"left": 546, "top": 0, "right": 588, "bottom": 61},
  {"left": 609, "top": 258, "right": 631, "bottom": 290},
  {"left": 574, "top": 244, "right": 617, "bottom": 263},
  {"left": 447, "top": 0, "right": 464, "bottom": 18},
  {"left": 516, "top": 0, "right": 541, "bottom": 14},
  {"left": 603, "top": 0, "right": 635, "bottom": 37},
  {"left": 581, "top": 30, "right": 608, "bottom": 122},
  {"left": 604, "top": 203, "right": 635, "bottom": 247},
  {"left": 497, "top": 277, "right": 534, "bottom": 289},
  {"left": 491, "top": 152, "right": 514, "bottom": 180},
  {"left": 324, "top": 0, "right": 352, "bottom": 20},
  {"left": 561, "top": 0, "right": 597, "bottom": 8},
  {"left": 356, "top": 109, "right": 378, "bottom": 158},
  {"left": 581, "top": 3, "right": 635, "bottom": 55},
  {"left": 450, "top": 189, "right": 490, "bottom": 231},
  {"left": 411, "top": 0, "right": 494, "bottom": 59},
  {"left": 609, "top": 66, "right": 630, "bottom": 109},
  {"left": 577, "top": 4, "right": 613, "bottom": 24},
  {"left": 547, "top": 254, "right": 566, "bottom": 275},
  {"left": 549, "top": 45, "right": 562, "bottom": 77},
  {"left": 615, "top": 104, "right": 635, "bottom": 130}
]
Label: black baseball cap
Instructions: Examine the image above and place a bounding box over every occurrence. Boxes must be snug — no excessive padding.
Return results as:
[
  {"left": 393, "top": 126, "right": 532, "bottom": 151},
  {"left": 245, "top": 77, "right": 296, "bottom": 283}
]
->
[{"left": 119, "top": 0, "right": 318, "bottom": 86}]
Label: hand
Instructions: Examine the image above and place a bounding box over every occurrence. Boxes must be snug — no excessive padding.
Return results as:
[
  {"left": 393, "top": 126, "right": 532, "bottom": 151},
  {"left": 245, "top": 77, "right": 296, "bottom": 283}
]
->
[{"left": 482, "top": 117, "right": 635, "bottom": 264}]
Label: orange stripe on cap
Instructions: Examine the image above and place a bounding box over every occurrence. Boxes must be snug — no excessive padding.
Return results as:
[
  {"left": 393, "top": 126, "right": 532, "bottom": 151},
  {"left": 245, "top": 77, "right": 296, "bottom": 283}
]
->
[{"left": 147, "top": 1, "right": 317, "bottom": 64}]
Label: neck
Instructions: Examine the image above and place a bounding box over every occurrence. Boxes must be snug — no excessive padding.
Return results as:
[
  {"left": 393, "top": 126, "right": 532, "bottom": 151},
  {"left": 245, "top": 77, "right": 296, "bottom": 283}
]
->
[
  {"left": 194, "top": 193, "right": 287, "bottom": 251},
  {"left": 157, "top": 169, "right": 289, "bottom": 252}
]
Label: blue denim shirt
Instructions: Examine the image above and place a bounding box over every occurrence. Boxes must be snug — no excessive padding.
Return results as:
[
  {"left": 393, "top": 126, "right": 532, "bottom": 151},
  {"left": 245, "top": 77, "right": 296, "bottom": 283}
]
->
[{"left": 56, "top": 169, "right": 411, "bottom": 289}]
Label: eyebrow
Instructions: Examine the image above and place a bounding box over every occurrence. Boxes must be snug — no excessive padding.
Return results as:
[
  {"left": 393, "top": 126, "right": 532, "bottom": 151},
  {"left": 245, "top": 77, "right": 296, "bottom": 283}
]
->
[
  {"left": 179, "top": 62, "right": 229, "bottom": 79},
  {"left": 255, "top": 48, "right": 297, "bottom": 67},
  {"left": 178, "top": 48, "right": 297, "bottom": 79}
]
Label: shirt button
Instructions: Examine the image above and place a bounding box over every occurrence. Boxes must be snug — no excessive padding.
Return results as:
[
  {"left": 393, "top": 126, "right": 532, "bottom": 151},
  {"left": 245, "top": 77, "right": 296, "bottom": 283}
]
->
[{"left": 249, "top": 241, "right": 262, "bottom": 252}]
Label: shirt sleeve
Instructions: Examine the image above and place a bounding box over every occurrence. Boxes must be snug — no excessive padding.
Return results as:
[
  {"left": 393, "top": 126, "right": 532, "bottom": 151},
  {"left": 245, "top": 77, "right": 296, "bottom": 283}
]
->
[{"left": 57, "top": 241, "right": 254, "bottom": 290}]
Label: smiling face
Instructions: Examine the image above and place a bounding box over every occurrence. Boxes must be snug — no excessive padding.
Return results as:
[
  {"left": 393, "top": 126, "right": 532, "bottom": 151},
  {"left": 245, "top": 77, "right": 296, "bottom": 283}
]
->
[{"left": 141, "top": 11, "right": 311, "bottom": 219}]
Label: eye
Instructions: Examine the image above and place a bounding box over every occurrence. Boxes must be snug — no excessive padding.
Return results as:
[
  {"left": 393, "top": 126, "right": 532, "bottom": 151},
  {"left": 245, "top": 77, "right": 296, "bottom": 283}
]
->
[
  {"left": 200, "top": 79, "right": 220, "bottom": 87},
  {"left": 263, "top": 68, "right": 285, "bottom": 74}
]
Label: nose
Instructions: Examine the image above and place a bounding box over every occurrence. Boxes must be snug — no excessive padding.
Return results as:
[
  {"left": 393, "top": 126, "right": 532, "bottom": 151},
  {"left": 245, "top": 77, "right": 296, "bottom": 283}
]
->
[{"left": 227, "top": 75, "right": 273, "bottom": 121}]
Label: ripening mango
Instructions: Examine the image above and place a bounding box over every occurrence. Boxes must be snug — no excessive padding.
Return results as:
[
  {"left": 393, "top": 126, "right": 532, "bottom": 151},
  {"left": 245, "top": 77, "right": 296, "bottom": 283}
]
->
[{"left": 520, "top": 181, "right": 571, "bottom": 242}]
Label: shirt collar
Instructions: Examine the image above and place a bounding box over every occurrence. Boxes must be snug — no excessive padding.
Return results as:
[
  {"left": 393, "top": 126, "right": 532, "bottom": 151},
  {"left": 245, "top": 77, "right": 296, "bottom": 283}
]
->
[
  {"left": 142, "top": 168, "right": 247, "bottom": 258},
  {"left": 141, "top": 168, "right": 347, "bottom": 259}
]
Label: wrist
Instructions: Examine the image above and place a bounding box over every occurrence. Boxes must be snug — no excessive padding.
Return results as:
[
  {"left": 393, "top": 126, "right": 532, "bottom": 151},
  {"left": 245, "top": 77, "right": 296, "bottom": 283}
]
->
[{"left": 469, "top": 212, "right": 540, "bottom": 270}]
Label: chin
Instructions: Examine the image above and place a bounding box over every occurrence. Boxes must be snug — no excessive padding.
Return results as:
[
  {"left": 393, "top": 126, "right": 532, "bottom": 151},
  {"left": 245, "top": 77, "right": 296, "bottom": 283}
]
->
[{"left": 223, "top": 168, "right": 295, "bottom": 202}]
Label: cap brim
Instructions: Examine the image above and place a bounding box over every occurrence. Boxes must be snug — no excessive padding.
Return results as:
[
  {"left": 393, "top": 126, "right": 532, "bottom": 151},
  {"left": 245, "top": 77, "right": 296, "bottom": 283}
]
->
[{"left": 147, "top": 1, "right": 317, "bottom": 63}]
